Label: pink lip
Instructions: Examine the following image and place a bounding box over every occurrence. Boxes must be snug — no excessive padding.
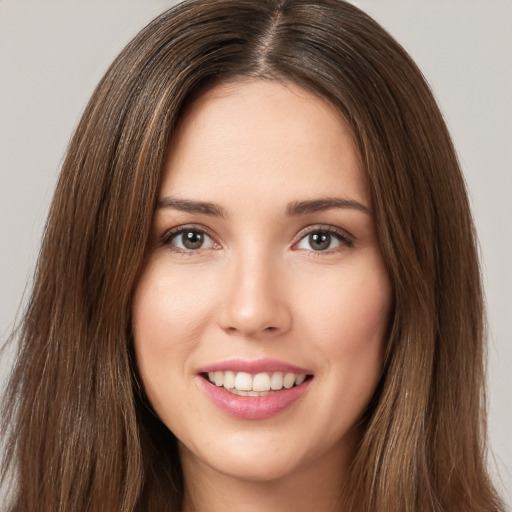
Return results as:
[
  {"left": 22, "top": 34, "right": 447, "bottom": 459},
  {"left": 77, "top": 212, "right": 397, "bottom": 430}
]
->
[
  {"left": 197, "top": 358, "right": 312, "bottom": 375},
  {"left": 197, "top": 376, "right": 312, "bottom": 420}
]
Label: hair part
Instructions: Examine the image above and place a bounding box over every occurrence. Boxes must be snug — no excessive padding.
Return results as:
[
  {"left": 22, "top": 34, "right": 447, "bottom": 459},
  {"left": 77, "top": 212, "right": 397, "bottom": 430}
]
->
[{"left": 1, "top": 1, "right": 504, "bottom": 511}]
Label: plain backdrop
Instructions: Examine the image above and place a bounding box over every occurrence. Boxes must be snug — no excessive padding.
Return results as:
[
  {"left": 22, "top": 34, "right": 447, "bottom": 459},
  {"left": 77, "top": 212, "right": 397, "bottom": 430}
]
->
[{"left": 1, "top": 0, "right": 511, "bottom": 506}]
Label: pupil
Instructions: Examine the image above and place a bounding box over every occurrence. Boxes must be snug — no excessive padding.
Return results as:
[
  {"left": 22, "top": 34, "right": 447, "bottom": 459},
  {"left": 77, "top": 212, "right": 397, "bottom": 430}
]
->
[
  {"left": 183, "top": 231, "right": 204, "bottom": 249},
  {"left": 309, "top": 232, "right": 331, "bottom": 251}
]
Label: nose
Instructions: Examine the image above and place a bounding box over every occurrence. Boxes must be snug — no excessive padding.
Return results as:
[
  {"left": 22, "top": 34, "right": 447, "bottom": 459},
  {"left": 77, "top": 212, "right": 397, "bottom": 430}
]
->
[{"left": 217, "top": 248, "right": 292, "bottom": 339}]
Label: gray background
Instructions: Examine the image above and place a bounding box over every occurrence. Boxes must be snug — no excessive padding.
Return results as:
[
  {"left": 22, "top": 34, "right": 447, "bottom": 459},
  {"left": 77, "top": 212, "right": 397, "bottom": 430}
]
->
[{"left": 1, "top": 0, "right": 510, "bottom": 505}]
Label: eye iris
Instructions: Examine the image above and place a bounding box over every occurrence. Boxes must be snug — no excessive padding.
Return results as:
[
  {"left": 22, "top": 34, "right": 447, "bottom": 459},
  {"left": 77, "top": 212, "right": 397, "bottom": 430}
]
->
[
  {"left": 309, "top": 232, "right": 331, "bottom": 251},
  {"left": 182, "top": 231, "right": 204, "bottom": 249}
]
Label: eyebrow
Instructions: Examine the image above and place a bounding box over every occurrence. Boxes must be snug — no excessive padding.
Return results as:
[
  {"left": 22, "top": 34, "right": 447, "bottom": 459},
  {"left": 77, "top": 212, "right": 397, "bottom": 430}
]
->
[
  {"left": 157, "top": 197, "right": 227, "bottom": 217},
  {"left": 156, "top": 195, "right": 371, "bottom": 218},
  {"left": 286, "top": 197, "right": 372, "bottom": 216}
]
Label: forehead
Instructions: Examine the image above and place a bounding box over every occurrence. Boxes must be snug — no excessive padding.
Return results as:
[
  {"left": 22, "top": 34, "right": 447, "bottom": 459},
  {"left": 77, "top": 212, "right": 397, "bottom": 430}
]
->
[{"left": 161, "top": 79, "right": 369, "bottom": 208}]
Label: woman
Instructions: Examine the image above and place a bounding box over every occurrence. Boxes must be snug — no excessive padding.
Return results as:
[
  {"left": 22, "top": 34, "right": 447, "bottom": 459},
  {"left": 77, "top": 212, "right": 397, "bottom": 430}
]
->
[{"left": 0, "top": 0, "right": 506, "bottom": 511}]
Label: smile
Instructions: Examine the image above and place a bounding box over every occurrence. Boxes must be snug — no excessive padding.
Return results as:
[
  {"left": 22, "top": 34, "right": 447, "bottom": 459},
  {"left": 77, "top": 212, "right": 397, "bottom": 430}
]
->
[
  {"left": 204, "top": 371, "right": 308, "bottom": 395},
  {"left": 196, "top": 359, "right": 314, "bottom": 420}
]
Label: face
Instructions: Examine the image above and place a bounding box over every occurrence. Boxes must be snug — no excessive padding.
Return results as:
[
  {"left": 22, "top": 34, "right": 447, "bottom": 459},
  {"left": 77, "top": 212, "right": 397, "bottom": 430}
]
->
[{"left": 132, "top": 80, "right": 392, "bottom": 484}]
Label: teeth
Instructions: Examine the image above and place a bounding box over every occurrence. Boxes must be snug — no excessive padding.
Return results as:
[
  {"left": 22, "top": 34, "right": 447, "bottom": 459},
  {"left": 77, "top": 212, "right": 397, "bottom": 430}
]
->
[
  {"left": 205, "top": 370, "right": 308, "bottom": 393},
  {"left": 295, "top": 374, "right": 306, "bottom": 385},
  {"left": 283, "top": 373, "right": 296, "bottom": 389},
  {"left": 253, "top": 373, "right": 271, "bottom": 391},
  {"left": 234, "top": 372, "right": 252, "bottom": 391},
  {"left": 270, "top": 372, "right": 283, "bottom": 390},
  {"left": 223, "top": 371, "right": 235, "bottom": 389},
  {"left": 214, "top": 371, "right": 224, "bottom": 387}
]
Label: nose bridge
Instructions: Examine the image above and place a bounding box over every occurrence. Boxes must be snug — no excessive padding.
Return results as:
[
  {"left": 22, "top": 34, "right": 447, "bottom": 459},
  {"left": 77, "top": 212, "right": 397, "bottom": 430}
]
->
[{"left": 219, "top": 242, "right": 291, "bottom": 337}]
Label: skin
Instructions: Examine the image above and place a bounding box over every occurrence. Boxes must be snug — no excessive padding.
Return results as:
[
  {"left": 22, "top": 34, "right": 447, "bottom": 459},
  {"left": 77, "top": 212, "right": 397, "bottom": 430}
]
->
[{"left": 132, "top": 80, "right": 393, "bottom": 512}]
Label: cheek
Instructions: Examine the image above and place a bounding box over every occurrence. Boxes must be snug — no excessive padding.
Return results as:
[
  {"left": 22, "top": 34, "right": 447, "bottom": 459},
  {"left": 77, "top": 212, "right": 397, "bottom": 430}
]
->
[
  {"left": 132, "top": 279, "right": 188, "bottom": 367},
  {"left": 301, "top": 258, "right": 392, "bottom": 390},
  {"left": 130, "top": 263, "right": 213, "bottom": 410},
  {"left": 303, "top": 257, "right": 391, "bottom": 337},
  {"left": 132, "top": 262, "right": 215, "bottom": 356}
]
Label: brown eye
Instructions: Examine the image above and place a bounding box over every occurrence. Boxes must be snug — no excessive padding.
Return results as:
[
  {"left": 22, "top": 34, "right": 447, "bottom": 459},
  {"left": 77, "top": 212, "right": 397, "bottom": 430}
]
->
[
  {"left": 296, "top": 228, "right": 353, "bottom": 252},
  {"left": 308, "top": 232, "right": 331, "bottom": 251},
  {"left": 182, "top": 231, "right": 205, "bottom": 249},
  {"left": 164, "top": 228, "right": 216, "bottom": 251}
]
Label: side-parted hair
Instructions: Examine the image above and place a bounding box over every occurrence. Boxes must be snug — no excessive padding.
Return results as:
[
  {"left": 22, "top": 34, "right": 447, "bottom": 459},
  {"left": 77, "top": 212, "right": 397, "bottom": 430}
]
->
[{"left": 1, "top": 1, "right": 504, "bottom": 511}]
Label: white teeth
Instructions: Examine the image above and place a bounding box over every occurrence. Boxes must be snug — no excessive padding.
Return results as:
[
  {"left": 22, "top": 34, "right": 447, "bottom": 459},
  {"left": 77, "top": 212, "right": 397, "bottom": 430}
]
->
[
  {"left": 295, "top": 374, "right": 306, "bottom": 385},
  {"left": 223, "top": 371, "right": 235, "bottom": 389},
  {"left": 270, "top": 372, "right": 284, "bottom": 390},
  {"left": 234, "top": 372, "right": 253, "bottom": 391},
  {"left": 230, "top": 389, "right": 272, "bottom": 396},
  {"left": 252, "top": 373, "right": 271, "bottom": 392},
  {"left": 214, "top": 371, "right": 224, "bottom": 387},
  {"left": 205, "top": 370, "right": 309, "bottom": 393},
  {"left": 283, "top": 373, "right": 296, "bottom": 389}
]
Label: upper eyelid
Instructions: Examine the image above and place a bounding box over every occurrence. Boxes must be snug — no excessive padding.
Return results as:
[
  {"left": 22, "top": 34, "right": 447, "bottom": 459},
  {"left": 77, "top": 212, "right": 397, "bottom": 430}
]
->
[
  {"left": 294, "top": 224, "right": 354, "bottom": 243},
  {"left": 161, "top": 224, "right": 218, "bottom": 244}
]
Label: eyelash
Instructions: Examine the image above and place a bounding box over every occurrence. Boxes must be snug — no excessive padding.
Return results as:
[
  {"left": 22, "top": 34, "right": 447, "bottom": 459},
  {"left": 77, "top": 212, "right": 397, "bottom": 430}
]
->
[
  {"left": 161, "top": 225, "right": 218, "bottom": 254},
  {"left": 161, "top": 224, "right": 354, "bottom": 255},
  {"left": 293, "top": 225, "right": 354, "bottom": 254}
]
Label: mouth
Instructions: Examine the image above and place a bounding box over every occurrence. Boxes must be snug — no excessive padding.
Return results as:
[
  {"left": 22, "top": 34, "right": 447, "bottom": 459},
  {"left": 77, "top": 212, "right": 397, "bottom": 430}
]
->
[
  {"left": 200, "top": 370, "right": 313, "bottom": 396},
  {"left": 196, "top": 360, "right": 314, "bottom": 419}
]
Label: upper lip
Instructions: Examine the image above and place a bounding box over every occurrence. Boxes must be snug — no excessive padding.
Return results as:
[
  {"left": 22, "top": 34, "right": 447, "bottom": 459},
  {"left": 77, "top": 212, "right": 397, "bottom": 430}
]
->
[{"left": 197, "top": 358, "right": 313, "bottom": 375}]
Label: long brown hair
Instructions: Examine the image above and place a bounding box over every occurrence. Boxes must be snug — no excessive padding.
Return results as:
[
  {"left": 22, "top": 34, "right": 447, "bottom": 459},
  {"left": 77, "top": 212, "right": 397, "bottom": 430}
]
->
[{"left": 1, "top": 1, "right": 504, "bottom": 511}]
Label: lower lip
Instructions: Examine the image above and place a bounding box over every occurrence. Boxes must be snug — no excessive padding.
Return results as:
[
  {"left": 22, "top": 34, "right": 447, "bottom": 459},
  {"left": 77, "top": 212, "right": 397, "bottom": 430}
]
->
[{"left": 197, "top": 376, "right": 312, "bottom": 420}]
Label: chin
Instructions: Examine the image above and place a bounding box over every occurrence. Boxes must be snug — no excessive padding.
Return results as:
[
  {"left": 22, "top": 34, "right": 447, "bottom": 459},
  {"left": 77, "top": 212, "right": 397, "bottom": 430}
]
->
[{"left": 179, "top": 434, "right": 309, "bottom": 483}]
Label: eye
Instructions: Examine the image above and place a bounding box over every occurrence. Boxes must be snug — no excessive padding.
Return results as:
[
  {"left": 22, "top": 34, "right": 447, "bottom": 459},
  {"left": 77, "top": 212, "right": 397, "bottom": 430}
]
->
[
  {"left": 295, "top": 228, "right": 353, "bottom": 252},
  {"left": 163, "top": 227, "right": 217, "bottom": 252}
]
